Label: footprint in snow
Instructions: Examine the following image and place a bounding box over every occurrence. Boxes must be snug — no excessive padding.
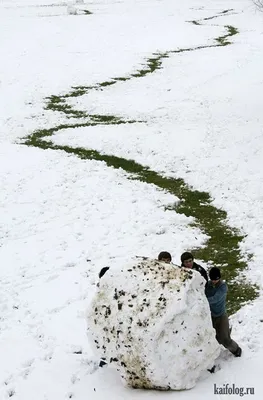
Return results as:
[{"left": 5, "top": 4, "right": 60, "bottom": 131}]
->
[
  {"left": 3, "top": 373, "right": 13, "bottom": 387},
  {"left": 43, "top": 351, "right": 53, "bottom": 361},
  {"left": 63, "top": 262, "right": 76, "bottom": 269},
  {"left": 45, "top": 274, "right": 59, "bottom": 282},
  {"left": 21, "top": 358, "right": 34, "bottom": 368},
  {"left": 7, "top": 388, "right": 15, "bottom": 397}
]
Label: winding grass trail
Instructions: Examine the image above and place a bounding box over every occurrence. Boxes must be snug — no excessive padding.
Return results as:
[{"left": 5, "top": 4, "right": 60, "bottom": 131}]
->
[{"left": 22, "top": 9, "right": 258, "bottom": 314}]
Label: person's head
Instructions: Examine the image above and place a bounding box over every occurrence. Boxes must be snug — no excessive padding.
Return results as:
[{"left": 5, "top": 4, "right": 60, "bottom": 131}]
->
[
  {"left": 158, "top": 251, "right": 172, "bottom": 264},
  {"left": 181, "top": 252, "right": 194, "bottom": 268},
  {"left": 209, "top": 267, "right": 221, "bottom": 284}
]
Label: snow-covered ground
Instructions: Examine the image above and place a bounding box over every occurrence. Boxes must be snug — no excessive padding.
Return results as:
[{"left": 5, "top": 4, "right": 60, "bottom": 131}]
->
[{"left": 1, "top": 0, "right": 263, "bottom": 398}]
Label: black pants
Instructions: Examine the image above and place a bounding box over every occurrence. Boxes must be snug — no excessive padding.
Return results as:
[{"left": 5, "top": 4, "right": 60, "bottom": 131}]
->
[{"left": 212, "top": 314, "right": 239, "bottom": 354}]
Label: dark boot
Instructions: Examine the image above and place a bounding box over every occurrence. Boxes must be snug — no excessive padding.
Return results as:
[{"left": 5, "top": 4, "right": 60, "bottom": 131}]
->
[{"left": 233, "top": 347, "right": 242, "bottom": 357}]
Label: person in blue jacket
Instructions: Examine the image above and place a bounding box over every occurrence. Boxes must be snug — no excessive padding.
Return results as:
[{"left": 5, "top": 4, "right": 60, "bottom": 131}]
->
[{"left": 205, "top": 267, "right": 242, "bottom": 357}]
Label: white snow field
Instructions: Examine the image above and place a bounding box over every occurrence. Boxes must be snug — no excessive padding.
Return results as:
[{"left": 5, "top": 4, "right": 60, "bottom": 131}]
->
[{"left": 1, "top": 0, "right": 263, "bottom": 398}]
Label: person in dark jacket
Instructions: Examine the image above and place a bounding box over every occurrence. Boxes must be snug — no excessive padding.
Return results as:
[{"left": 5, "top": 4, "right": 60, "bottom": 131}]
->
[
  {"left": 180, "top": 252, "right": 208, "bottom": 282},
  {"left": 205, "top": 267, "right": 242, "bottom": 357}
]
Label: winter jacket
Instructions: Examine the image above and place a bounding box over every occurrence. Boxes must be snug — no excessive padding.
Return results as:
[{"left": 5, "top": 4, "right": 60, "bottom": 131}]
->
[
  {"left": 192, "top": 262, "right": 208, "bottom": 282},
  {"left": 205, "top": 279, "right": 227, "bottom": 317}
]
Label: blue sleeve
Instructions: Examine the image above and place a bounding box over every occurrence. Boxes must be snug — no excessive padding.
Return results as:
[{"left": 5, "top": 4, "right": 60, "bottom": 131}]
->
[{"left": 207, "top": 284, "right": 227, "bottom": 305}]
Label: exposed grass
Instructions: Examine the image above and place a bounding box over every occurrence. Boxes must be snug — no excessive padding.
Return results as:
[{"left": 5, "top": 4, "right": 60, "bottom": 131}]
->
[
  {"left": 45, "top": 96, "right": 87, "bottom": 117},
  {"left": 189, "top": 8, "right": 235, "bottom": 24},
  {"left": 21, "top": 9, "right": 258, "bottom": 315},
  {"left": 23, "top": 121, "right": 139, "bottom": 147},
  {"left": 221, "top": 9, "right": 234, "bottom": 14},
  {"left": 216, "top": 25, "right": 238, "bottom": 46}
]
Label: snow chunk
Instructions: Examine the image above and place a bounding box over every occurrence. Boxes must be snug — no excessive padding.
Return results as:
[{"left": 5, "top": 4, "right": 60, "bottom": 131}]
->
[
  {"left": 86, "top": 258, "right": 220, "bottom": 390},
  {"left": 67, "top": 5, "right": 78, "bottom": 15}
]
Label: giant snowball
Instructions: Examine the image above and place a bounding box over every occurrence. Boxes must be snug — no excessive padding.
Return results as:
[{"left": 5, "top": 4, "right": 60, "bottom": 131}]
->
[{"left": 86, "top": 257, "right": 220, "bottom": 390}]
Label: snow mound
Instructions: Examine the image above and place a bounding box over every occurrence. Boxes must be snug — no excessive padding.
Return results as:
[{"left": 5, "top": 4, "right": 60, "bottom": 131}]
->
[{"left": 86, "top": 257, "right": 220, "bottom": 390}]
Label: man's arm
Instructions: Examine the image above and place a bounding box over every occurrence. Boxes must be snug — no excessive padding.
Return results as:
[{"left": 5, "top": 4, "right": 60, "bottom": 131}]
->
[
  {"left": 200, "top": 267, "right": 208, "bottom": 282},
  {"left": 195, "top": 264, "right": 208, "bottom": 282}
]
